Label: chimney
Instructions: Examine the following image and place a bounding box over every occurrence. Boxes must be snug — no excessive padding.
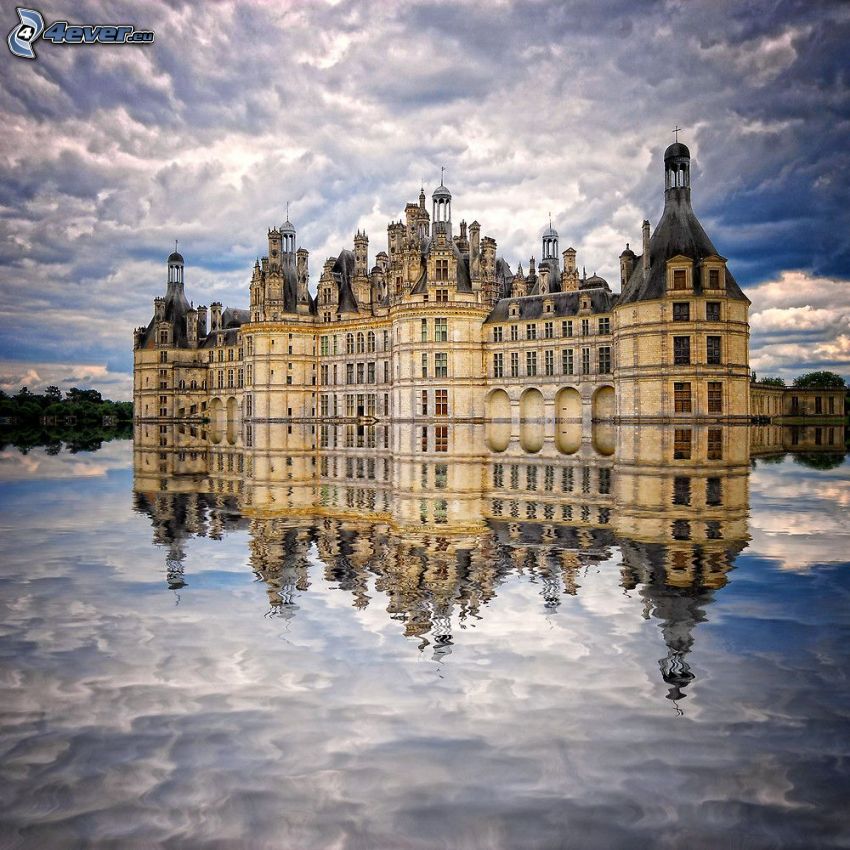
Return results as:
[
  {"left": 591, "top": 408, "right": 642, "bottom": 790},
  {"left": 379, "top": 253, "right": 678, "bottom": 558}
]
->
[
  {"left": 210, "top": 302, "right": 222, "bottom": 331},
  {"left": 197, "top": 305, "right": 208, "bottom": 337}
]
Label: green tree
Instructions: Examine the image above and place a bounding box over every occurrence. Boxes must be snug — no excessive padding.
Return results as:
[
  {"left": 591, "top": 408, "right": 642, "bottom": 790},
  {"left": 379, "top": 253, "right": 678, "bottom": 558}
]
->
[
  {"left": 758, "top": 377, "right": 785, "bottom": 387},
  {"left": 44, "top": 386, "right": 63, "bottom": 402},
  {"left": 793, "top": 371, "right": 846, "bottom": 389}
]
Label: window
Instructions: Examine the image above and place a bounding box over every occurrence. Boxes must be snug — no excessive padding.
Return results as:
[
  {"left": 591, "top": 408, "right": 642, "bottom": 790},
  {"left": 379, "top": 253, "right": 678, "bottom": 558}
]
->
[
  {"left": 562, "top": 349, "right": 574, "bottom": 375},
  {"left": 526, "top": 351, "right": 537, "bottom": 376},
  {"left": 367, "top": 362, "right": 375, "bottom": 383},
  {"left": 673, "top": 476, "right": 691, "bottom": 506},
  {"left": 673, "top": 302, "right": 690, "bottom": 322},
  {"left": 435, "top": 317, "right": 448, "bottom": 342},
  {"left": 367, "top": 332, "right": 376, "bottom": 353},
  {"left": 706, "top": 477, "right": 722, "bottom": 506},
  {"left": 708, "top": 268, "right": 720, "bottom": 288},
  {"left": 421, "top": 390, "right": 428, "bottom": 415},
  {"left": 435, "top": 389, "right": 448, "bottom": 416},
  {"left": 320, "top": 336, "right": 329, "bottom": 355},
  {"left": 526, "top": 323, "right": 537, "bottom": 340},
  {"left": 544, "top": 321, "right": 554, "bottom": 339},
  {"left": 544, "top": 350, "right": 554, "bottom": 376},
  {"left": 435, "top": 425, "right": 448, "bottom": 452},
  {"left": 420, "top": 427, "right": 428, "bottom": 452},
  {"left": 510, "top": 324, "right": 519, "bottom": 341},
  {"left": 706, "top": 301, "right": 721, "bottom": 322},
  {"left": 581, "top": 319, "right": 590, "bottom": 336},
  {"left": 346, "top": 364, "right": 354, "bottom": 384},
  {"left": 510, "top": 352, "right": 519, "bottom": 377},
  {"left": 160, "top": 351, "right": 168, "bottom": 363},
  {"left": 356, "top": 333, "right": 364, "bottom": 354},
  {"left": 673, "top": 268, "right": 687, "bottom": 290},
  {"left": 598, "top": 317, "right": 610, "bottom": 335},
  {"left": 493, "top": 353, "right": 504, "bottom": 378},
  {"left": 159, "top": 330, "right": 168, "bottom": 344},
  {"left": 383, "top": 330, "right": 389, "bottom": 351},
  {"left": 707, "top": 428, "right": 723, "bottom": 460},
  {"left": 346, "top": 333, "right": 354, "bottom": 354},
  {"left": 321, "top": 364, "right": 329, "bottom": 384},
  {"left": 493, "top": 326, "right": 503, "bottom": 343},
  {"left": 421, "top": 318, "right": 428, "bottom": 342},
  {"left": 563, "top": 320, "right": 573, "bottom": 337},
  {"left": 707, "top": 336, "right": 722, "bottom": 365},
  {"left": 421, "top": 353, "right": 428, "bottom": 378},
  {"left": 320, "top": 395, "right": 328, "bottom": 417},
  {"left": 673, "top": 428, "right": 692, "bottom": 459},
  {"left": 435, "top": 352, "right": 448, "bottom": 377},
  {"left": 673, "top": 336, "right": 691, "bottom": 365},
  {"left": 708, "top": 381, "right": 723, "bottom": 413},
  {"left": 598, "top": 346, "right": 611, "bottom": 374},
  {"left": 581, "top": 348, "right": 591, "bottom": 375},
  {"left": 674, "top": 382, "right": 692, "bottom": 413}
]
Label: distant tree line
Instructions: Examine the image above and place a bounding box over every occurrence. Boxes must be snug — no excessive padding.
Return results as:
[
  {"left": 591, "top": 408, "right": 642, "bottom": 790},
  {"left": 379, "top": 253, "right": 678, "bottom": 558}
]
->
[
  {"left": 0, "top": 385, "right": 133, "bottom": 425},
  {"left": 752, "top": 370, "right": 847, "bottom": 389}
]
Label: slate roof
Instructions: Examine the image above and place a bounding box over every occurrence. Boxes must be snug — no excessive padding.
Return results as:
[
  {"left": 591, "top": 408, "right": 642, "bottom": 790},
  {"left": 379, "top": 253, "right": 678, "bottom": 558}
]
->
[
  {"left": 138, "top": 280, "right": 191, "bottom": 349},
  {"left": 333, "top": 249, "right": 359, "bottom": 314},
  {"left": 484, "top": 287, "right": 617, "bottom": 323},
  {"left": 619, "top": 188, "right": 749, "bottom": 305}
]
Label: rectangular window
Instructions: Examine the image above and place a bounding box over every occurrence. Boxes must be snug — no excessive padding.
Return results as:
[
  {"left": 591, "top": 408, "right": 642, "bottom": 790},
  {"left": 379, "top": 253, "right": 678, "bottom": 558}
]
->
[
  {"left": 526, "top": 323, "right": 537, "bottom": 341},
  {"left": 581, "top": 319, "right": 590, "bottom": 336},
  {"left": 706, "top": 477, "right": 722, "bottom": 506},
  {"left": 708, "top": 381, "right": 723, "bottom": 413},
  {"left": 493, "top": 326, "right": 503, "bottom": 342},
  {"left": 706, "top": 301, "right": 721, "bottom": 322},
  {"left": 510, "top": 352, "right": 519, "bottom": 377},
  {"left": 346, "top": 364, "right": 354, "bottom": 384},
  {"left": 673, "top": 476, "right": 691, "bottom": 506},
  {"left": 544, "top": 321, "right": 554, "bottom": 339},
  {"left": 367, "top": 362, "right": 376, "bottom": 384},
  {"left": 320, "top": 336, "right": 329, "bottom": 355},
  {"left": 320, "top": 395, "right": 328, "bottom": 417},
  {"left": 709, "top": 268, "right": 720, "bottom": 288},
  {"left": 673, "top": 302, "right": 690, "bottom": 322},
  {"left": 673, "top": 268, "right": 687, "bottom": 290},
  {"left": 526, "top": 351, "right": 537, "bottom": 376},
  {"left": 356, "top": 362, "right": 365, "bottom": 383},
  {"left": 563, "top": 320, "right": 573, "bottom": 337},
  {"left": 435, "top": 352, "right": 448, "bottom": 377},
  {"left": 436, "top": 289, "right": 449, "bottom": 303},
  {"left": 544, "top": 350, "right": 554, "bottom": 376},
  {"left": 420, "top": 427, "right": 428, "bottom": 452},
  {"left": 598, "top": 346, "right": 612, "bottom": 374},
  {"left": 510, "top": 324, "right": 519, "bottom": 341},
  {"left": 674, "top": 382, "right": 692, "bottom": 413},
  {"left": 493, "top": 352, "right": 504, "bottom": 378},
  {"left": 581, "top": 348, "right": 591, "bottom": 375},
  {"left": 673, "top": 336, "right": 691, "bottom": 365},
  {"left": 421, "top": 318, "right": 428, "bottom": 342},
  {"left": 435, "top": 259, "right": 449, "bottom": 281},
  {"left": 421, "top": 390, "right": 428, "bottom": 415},
  {"left": 673, "top": 428, "right": 692, "bottom": 459},
  {"left": 421, "top": 353, "right": 428, "bottom": 378},
  {"left": 562, "top": 349, "right": 574, "bottom": 375},
  {"left": 707, "top": 427, "right": 723, "bottom": 460},
  {"left": 435, "top": 425, "right": 448, "bottom": 452},
  {"left": 706, "top": 335, "right": 722, "bottom": 365},
  {"left": 598, "top": 317, "right": 611, "bottom": 335},
  {"left": 435, "top": 317, "right": 448, "bottom": 342},
  {"left": 435, "top": 389, "right": 448, "bottom": 416}
]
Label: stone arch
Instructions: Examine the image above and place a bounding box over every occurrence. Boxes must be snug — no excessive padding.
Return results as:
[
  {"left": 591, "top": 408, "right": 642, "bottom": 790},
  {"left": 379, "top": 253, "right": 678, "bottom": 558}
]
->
[
  {"left": 226, "top": 396, "right": 239, "bottom": 445},
  {"left": 519, "top": 387, "right": 544, "bottom": 453},
  {"left": 592, "top": 385, "right": 615, "bottom": 421},
  {"left": 592, "top": 423, "right": 616, "bottom": 457},
  {"left": 209, "top": 397, "right": 224, "bottom": 445},
  {"left": 555, "top": 387, "right": 582, "bottom": 421},
  {"left": 486, "top": 388, "right": 512, "bottom": 452}
]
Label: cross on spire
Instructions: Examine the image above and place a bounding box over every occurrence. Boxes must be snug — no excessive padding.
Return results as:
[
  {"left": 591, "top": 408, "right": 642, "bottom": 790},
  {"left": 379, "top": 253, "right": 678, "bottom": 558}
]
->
[
  {"left": 286, "top": 201, "right": 289, "bottom": 221},
  {"left": 175, "top": 239, "right": 178, "bottom": 252},
  {"left": 549, "top": 211, "right": 552, "bottom": 229},
  {"left": 672, "top": 125, "right": 683, "bottom": 142},
  {"left": 440, "top": 165, "right": 445, "bottom": 186}
]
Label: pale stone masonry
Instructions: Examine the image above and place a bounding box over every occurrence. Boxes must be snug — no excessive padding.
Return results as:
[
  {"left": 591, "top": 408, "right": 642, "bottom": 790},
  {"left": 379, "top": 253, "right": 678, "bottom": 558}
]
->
[{"left": 134, "top": 143, "right": 795, "bottom": 445}]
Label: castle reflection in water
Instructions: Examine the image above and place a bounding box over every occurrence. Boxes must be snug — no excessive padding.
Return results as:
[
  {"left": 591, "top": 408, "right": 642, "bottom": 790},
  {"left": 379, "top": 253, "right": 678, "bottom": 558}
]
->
[{"left": 133, "top": 419, "right": 844, "bottom": 702}]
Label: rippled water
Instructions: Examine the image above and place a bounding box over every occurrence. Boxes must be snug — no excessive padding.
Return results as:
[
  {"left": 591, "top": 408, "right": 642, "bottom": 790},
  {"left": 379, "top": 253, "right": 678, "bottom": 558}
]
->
[{"left": 1, "top": 426, "right": 849, "bottom": 849}]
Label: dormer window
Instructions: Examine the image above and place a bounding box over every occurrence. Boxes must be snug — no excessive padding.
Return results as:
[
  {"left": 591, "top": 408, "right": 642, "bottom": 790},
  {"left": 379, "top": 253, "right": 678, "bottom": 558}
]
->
[
  {"left": 509, "top": 303, "right": 519, "bottom": 318},
  {"left": 673, "top": 269, "right": 686, "bottom": 290},
  {"left": 543, "top": 299, "right": 553, "bottom": 314}
]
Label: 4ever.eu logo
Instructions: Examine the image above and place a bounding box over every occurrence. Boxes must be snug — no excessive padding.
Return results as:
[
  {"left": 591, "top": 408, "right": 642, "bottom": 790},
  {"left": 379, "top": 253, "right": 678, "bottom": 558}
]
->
[{"left": 7, "top": 7, "right": 154, "bottom": 60}]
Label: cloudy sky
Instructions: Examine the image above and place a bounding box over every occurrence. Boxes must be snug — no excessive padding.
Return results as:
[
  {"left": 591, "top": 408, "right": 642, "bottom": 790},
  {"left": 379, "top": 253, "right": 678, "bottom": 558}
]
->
[{"left": 1, "top": 0, "right": 849, "bottom": 399}]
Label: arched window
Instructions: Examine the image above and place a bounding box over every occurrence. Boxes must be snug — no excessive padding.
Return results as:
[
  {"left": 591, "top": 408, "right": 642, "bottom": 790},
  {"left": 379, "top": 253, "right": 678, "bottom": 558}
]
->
[
  {"left": 357, "top": 332, "right": 365, "bottom": 354},
  {"left": 367, "top": 331, "right": 376, "bottom": 353},
  {"left": 346, "top": 333, "right": 355, "bottom": 354}
]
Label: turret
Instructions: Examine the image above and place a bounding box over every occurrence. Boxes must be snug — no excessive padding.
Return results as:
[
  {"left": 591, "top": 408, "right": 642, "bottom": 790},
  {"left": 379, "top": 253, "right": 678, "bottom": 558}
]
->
[
  {"left": 620, "top": 243, "right": 636, "bottom": 289},
  {"left": 432, "top": 177, "right": 452, "bottom": 238},
  {"left": 539, "top": 263, "right": 550, "bottom": 294},
  {"left": 281, "top": 216, "right": 296, "bottom": 259},
  {"left": 167, "top": 249, "right": 184, "bottom": 291},
  {"left": 186, "top": 307, "right": 198, "bottom": 347},
  {"left": 133, "top": 327, "right": 145, "bottom": 349},
  {"left": 642, "top": 220, "right": 651, "bottom": 273},
  {"left": 296, "top": 247, "right": 310, "bottom": 313},
  {"left": 154, "top": 296, "right": 165, "bottom": 321},
  {"left": 354, "top": 230, "right": 368, "bottom": 277},
  {"left": 481, "top": 236, "right": 497, "bottom": 305},
  {"left": 665, "top": 141, "right": 691, "bottom": 200},
  {"left": 542, "top": 219, "right": 558, "bottom": 261},
  {"left": 469, "top": 220, "right": 481, "bottom": 290},
  {"left": 561, "top": 247, "right": 578, "bottom": 292},
  {"left": 210, "top": 301, "right": 222, "bottom": 332},
  {"left": 197, "top": 305, "right": 208, "bottom": 338}
]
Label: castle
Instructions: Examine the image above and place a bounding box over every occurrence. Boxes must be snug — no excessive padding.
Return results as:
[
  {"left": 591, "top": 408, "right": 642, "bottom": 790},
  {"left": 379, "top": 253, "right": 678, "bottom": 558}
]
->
[{"left": 134, "top": 143, "right": 800, "bottom": 447}]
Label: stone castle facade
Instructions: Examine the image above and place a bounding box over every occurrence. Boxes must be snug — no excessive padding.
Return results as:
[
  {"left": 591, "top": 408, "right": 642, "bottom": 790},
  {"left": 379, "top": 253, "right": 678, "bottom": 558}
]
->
[{"left": 134, "top": 143, "right": 760, "bottom": 447}]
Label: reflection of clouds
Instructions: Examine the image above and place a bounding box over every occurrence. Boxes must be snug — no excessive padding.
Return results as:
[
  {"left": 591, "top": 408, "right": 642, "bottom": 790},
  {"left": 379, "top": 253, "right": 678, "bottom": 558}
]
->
[
  {"left": 748, "top": 456, "right": 850, "bottom": 569},
  {"left": 1, "top": 445, "right": 849, "bottom": 845},
  {"left": 0, "top": 441, "right": 130, "bottom": 482}
]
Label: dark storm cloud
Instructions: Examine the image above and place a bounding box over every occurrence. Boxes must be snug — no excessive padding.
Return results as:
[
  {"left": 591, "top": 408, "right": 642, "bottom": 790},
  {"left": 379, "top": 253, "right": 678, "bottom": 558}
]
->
[{"left": 1, "top": 0, "right": 849, "bottom": 396}]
